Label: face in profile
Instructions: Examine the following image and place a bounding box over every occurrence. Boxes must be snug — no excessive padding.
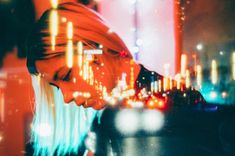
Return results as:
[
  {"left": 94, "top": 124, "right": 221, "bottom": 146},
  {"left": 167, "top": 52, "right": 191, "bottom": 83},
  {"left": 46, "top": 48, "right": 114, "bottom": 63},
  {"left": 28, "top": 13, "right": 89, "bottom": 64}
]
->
[
  {"left": 27, "top": 3, "right": 134, "bottom": 109},
  {"left": 35, "top": 45, "right": 120, "bottom": 110}
]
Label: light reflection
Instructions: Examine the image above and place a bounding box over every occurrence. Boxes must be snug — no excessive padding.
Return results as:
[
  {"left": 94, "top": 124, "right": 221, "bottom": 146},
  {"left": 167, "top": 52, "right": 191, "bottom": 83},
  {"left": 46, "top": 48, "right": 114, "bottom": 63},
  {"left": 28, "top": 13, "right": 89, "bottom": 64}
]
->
[
  {"left": 211, "top": 59, "right": 218, "bottom": 85},
  {"left": 232, "top": 52, "right": 235, "bottom": 80},
  {"left": 115, "top": 109, "right": 139, "bottom": 135}
]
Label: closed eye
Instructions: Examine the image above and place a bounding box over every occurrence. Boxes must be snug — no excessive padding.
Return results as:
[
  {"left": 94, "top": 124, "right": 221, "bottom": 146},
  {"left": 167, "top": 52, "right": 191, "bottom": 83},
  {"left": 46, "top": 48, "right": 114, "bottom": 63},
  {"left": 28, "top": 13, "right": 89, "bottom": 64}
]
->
[
  {"left": 53, "top": 67, "right": 72, "bottom": 82},
  {"left": 49, "top": 82, "right": 59, "bottom": 90}
]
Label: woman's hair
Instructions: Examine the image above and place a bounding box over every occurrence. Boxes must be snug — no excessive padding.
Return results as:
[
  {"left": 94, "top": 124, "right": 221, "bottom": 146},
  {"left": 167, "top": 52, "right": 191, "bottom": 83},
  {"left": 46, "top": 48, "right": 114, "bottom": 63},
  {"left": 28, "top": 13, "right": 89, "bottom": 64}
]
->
[
  {"left": 31, "top": 75, "right": 97, "bottom": 155},
  {"left": 26, "top": 2, "right": 132, "bottom": 75},
  {"left": 27, "top": 2, "right": 133, "bottom": 155}
]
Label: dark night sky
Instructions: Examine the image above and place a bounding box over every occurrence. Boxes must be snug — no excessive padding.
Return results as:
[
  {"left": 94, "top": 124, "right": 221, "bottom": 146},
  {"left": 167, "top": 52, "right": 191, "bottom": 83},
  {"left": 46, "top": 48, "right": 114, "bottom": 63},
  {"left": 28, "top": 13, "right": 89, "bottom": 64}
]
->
[{"left": 183, "top": 0, "right": 235, "bottom": 51}]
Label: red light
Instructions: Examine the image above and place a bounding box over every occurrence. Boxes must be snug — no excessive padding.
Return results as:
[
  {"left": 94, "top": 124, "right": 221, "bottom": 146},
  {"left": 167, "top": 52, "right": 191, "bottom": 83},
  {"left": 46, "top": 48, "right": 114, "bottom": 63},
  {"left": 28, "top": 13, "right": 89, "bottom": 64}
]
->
[{"left": 147, "top": 96, "right": 166, "bottom": 110}]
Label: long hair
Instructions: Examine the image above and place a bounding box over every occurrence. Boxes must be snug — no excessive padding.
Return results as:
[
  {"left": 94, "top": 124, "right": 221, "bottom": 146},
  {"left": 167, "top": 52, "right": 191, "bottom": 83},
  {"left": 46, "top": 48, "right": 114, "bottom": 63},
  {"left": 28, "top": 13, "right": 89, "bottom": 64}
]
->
[
  {"left": 31, "top": 75, "right": 97, "bottom": 155},
  {"left": 27, "top": 2, "right": 133, "bottom": 155}
]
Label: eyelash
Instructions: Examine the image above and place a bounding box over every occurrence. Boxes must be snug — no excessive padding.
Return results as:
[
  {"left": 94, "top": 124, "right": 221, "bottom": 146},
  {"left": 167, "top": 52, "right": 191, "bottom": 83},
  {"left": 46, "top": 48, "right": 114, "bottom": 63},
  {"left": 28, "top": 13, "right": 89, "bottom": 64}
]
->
[
  {"left": 54, "top": 68, "right": 72, "bottom": 82},
  {"left": 61, "top": 69, "right": 72, "bottom": 81}
]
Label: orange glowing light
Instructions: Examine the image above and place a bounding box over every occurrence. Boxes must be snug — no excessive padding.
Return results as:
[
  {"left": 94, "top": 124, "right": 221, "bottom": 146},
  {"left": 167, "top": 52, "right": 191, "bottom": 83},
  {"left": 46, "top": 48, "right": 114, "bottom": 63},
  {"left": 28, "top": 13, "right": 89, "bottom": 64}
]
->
[
  {"left": 185, "top": 69, "right": 190, "bottom": 88},
  {"left": 158, "top": 80, "right": 162, "bottom": 92},
  {"left": 175, "top": 73, "right": 181, "bottom": 90}
]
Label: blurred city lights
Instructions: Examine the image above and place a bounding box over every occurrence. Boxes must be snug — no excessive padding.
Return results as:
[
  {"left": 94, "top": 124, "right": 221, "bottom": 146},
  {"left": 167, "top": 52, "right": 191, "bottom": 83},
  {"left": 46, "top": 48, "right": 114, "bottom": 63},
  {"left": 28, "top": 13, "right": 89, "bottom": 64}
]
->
[
  {"left": 185, "top": 69, "right": 190, "bottom": 88},
  {"left": 209, "top": 91, "right": 217, "bottom": 99},
  {"left": 219, "top": 51, "right": 224, "bottom": 56},
  {"left": 196, "top": 43, "right": 203, "bottom": 51},
  {"left": 221, "top": 92, "right": 228, "bottom": 98},
  {"left": 141, "top": 110, "right": 164, "bottom": 133},
  {"left": 115, "top": 109, "right": 139, "bottom": 135}
]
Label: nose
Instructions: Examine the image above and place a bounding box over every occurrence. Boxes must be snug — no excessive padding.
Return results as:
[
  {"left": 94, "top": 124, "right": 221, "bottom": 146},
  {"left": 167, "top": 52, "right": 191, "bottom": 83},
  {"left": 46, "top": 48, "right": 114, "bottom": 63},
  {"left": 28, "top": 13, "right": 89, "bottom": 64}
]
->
[{"left": 59, "top": 85, "right": 73, "bottom": 103}]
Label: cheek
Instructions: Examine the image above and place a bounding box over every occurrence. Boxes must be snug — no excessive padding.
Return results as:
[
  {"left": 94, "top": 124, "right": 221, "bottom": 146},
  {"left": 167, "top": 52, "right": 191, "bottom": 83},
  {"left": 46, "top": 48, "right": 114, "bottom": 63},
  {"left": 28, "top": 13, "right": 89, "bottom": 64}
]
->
[{"left": 92, "top": 66, "right": 115, "bottom": 90}]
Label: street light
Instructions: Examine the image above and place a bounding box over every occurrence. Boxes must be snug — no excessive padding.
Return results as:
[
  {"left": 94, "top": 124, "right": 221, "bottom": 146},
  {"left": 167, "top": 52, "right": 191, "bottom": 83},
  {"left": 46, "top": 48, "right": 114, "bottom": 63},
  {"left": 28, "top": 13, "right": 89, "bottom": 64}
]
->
[{"left": 196, "top": 43, "right": 203, "bottom": 51}]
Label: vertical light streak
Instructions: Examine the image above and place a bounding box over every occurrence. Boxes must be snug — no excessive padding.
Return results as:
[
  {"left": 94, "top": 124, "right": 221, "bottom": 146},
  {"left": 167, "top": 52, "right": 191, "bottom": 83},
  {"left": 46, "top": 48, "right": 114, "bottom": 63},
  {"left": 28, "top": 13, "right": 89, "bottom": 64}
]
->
[
  {"left": 50, "top": 0, "right": 58, "bottom": 9},
  {"left": 151, "top": 82, "right": 154, "bottom": 93},
  {"left": 232, "top": 52, "right": 235, "bottom": 80},
  {"left": 154, "top": 81, "right": 158, "bottom": 93},
  {"left": 0, "top": 90, "right": 5, "bottom": 123},
  {"left": 196, "top": 65, "right": 202, "bottom": 88},
  {"left": 66, "top": 22, "right": 74, "bottom": 68},
  {"left": 130, "top": 60, "right": 135, "bottom": 89},
  {"left": 50, "top": 10, "right": 58, "bottom": 51},
  {"left": 158, "top": 80, "right": 162, "bottom": 92},
  {"left": 163, "top": 64, "right": 169, "bottom": 91},
  {"left": 83, "top": 61, "right": 89, "bottom": 81},
  {"left": 175, "top": 74, "right": 181, "bottom": 90},
  {"left": 211, "top": 59, "right": 218, "bottom": 85},
  {"left": 66, "top": 40, "right": 74, "bottom": 68},
  {"left": 169, "top": 76, "right": 173, "bottom": 90},
  {"left": 77, "top": 41, "right": 83, "bottom": 71},
  {"left": 185, "top": 69, "right": 190, "bottom": 89},
  {"left": 67, "top": 22, "right": 73, "bottom": 40},
  {"left": 180, "top": 54, "right": 187, "bottom": 77},
  {"left": 163, "top": 77, "right": 168, "bottom": 91},
  {"left": 89, "top": 66, "right": 94, "bottom": 85}
]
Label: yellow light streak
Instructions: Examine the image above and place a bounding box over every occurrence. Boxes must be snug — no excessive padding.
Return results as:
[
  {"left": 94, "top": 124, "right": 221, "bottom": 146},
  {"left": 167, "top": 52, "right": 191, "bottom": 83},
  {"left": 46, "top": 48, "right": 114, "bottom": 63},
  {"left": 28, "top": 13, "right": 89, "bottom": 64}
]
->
[
  {"left": 169, "top": 76, "right": 173, "bottom": 90},
  {"left": 77, "top": 41, "right": 83, "bottom": 70},
  {"left": 66, "top": 40, "right": 73, "bottom": 68},
  {"left": 158, "top": 80, "right": 162, "bottom": 92},
  {"left": 89, "top": 66, "right": 94, "bottom": 85},
  {"left": 175, "top": 73, "right": 181, "bottom": 90},
  {"left": 211, "top": 59, "right": 218, "bottom": 84},
  {"left": 196, "top": 65, "right": 202, "bottom": 88},
  {"left": 49, "top": 10, "right": 58, "bottom": 51},
  {"left": 163, "top": 77, "right": 168, "bottom": 91},
  {"left": 185, "top": 70, "right": 190, "bottom": 88},
  {"left": 180, "top": 54, "right": 187, "bottom": 77},
  {"left": 130, "top": 60, "right": 134, "bottom": 89},
  {"left": 50, "top": 0, "right": 58, "bottom": 9},
  {"left": 67, "top": 22, "right": 73, "bottom": 40}
]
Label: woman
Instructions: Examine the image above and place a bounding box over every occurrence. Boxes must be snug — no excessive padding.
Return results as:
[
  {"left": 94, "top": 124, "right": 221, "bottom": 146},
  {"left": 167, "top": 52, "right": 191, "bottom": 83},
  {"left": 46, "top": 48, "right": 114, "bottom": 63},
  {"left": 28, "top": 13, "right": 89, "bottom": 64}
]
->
[
  {"left": 27, "top": 1, "right": 204, "bottom": 156},
  {"left": 27, "top": 1, "right": 142, "bottom": 155}
]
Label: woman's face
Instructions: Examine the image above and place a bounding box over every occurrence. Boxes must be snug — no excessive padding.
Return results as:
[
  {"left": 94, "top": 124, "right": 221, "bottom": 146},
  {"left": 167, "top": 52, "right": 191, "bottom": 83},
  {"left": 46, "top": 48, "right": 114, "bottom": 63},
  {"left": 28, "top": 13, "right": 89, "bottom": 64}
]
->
[{"left": 35, "top": 50, "right": 118, "bottom": 110}]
